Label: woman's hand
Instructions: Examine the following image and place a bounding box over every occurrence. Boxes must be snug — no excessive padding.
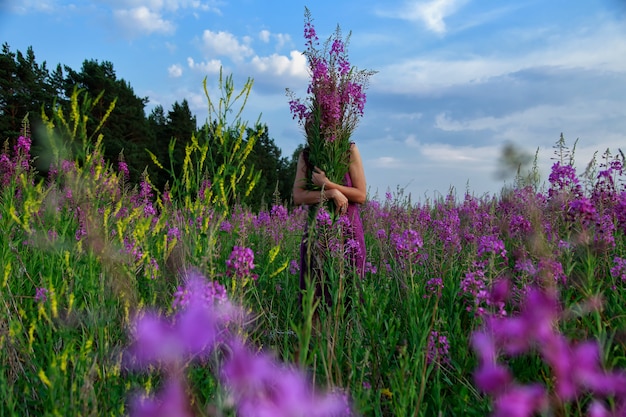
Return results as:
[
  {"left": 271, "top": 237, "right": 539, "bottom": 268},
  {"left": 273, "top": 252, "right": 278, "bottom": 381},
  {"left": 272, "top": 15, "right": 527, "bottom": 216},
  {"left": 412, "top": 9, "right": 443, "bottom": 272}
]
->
[
  {"left": 327, "top": 188, "right": 348, "bottom": 214},
  {"left": 312, "top": 167, "right": 332, "bottom": 189}
]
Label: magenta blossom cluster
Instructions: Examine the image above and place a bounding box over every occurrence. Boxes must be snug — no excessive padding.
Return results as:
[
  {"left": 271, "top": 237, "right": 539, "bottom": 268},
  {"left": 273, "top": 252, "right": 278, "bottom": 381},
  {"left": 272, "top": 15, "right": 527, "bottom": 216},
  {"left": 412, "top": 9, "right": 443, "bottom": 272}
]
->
[
  {"left": 127, "top": 274, "right": 242, "bottom": 368},
  {"left": 226, "top": 245, "right": 257, "bottom": 281},
  {"left": 391, "top": 228, "right": 426, "bottom": 267},
  {"left": 0, "top": 135, "right": 32, "bottom": 187},
  {"left": 548, "top": 161, "right": 583, "bottom": 199},
  {"left": 221, "top": 340, "right": 351, "bottom": 417},
  {"left": 286, "top": 8, "right": 376, "bottom": 197},
  {"left": 35, "top": 287, "right": 49, "bottom": 303},
  {"left": 472, "top": 285, "right": 626, "bottom": 417},
  {"left": 287, "top": 8, "right": 373, "bottom": 142},
  {"left": 427, "top": 331, "right": 450, "bottom": 367}
]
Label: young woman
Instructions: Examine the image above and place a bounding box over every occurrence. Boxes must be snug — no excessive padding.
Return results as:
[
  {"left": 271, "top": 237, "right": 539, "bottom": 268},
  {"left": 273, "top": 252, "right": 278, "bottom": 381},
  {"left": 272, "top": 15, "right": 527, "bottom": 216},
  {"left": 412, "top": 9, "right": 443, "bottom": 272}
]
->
[{"left": 292, "top": 142, "right": 367, "bottom": 306}]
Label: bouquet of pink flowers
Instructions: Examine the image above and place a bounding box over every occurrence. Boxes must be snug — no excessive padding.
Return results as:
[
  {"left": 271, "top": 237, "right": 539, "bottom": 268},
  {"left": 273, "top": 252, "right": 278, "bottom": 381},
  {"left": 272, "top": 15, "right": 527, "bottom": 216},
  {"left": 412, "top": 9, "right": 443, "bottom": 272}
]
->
[{"left": 287, "top": 7, "right": 376, "bottom": 199}]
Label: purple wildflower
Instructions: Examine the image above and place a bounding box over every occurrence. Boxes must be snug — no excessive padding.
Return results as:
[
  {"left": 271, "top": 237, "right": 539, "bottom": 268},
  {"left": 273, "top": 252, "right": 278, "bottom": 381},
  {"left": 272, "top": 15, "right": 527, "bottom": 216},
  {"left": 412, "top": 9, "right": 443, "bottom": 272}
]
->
[
  {"left": 35, "top": 287, "right": 49, "bottom": 303},
  {"left": 220, "top": 220, "right": 233, "bottom": 233},
  {"left": 424, "top": 277, "right": 443, "bottom": 299},
  {"left": 477, "top": 234, "right": 507, "bottom": 261},
  {"left": 289, "top": 260, "right": 300, "bottom": 275},
  {"left": 128, "top": 273, "right": 239, "bottom": 368},
  {"left": 492, "top": 384, "right": 548, "bottom": 417},
  {"left": 130, "top": 377, "right": 193, "bottom": 417},
  {"left": 548, "top": 162, "right": 582, "bottom": 197},
  {"left": 226, "top": 246, "right": 257, "bottom": 280},
  {"left": 392, "top": 229, "right": 424, "bottom": 263},
  {"left": 221, "top": 340, "right": 350, "bottom": 417},
  {"left": 427, "top": 331, "right": 450, "bottom": 366},
  {"left": 611, "top": 257, "right": 626, "bottom": 281},
  {"left": 118, "top": 160, "right": 130, "bottom": 179}
]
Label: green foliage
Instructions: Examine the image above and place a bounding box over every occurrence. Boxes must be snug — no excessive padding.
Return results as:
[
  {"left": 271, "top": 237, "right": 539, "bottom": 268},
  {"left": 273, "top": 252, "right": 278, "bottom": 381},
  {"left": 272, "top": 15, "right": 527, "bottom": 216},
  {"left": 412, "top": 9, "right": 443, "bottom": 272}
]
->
[{"left": 0, "top": 44, "right": 290, "bottom": 207}]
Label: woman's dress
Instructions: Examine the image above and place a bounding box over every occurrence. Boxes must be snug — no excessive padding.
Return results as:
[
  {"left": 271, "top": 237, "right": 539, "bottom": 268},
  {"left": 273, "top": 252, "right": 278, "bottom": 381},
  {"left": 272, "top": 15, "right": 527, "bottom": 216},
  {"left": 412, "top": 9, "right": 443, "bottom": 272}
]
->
[{"left": 298, "top": 148, "right": 366, "bottom": 306}]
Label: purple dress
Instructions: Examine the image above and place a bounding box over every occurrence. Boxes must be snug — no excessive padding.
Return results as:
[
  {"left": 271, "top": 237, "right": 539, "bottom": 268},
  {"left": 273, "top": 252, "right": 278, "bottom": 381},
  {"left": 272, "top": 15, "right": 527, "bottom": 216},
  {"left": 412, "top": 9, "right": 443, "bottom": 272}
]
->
[{"left": 298, "top": 148, "right": 366, "bottom": 305}]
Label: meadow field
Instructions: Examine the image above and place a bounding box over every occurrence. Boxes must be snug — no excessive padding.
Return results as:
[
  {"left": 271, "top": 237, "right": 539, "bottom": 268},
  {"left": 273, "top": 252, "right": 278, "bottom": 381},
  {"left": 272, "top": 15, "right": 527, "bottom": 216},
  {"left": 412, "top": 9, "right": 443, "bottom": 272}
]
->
[{"left": 2, "top": 87, "right": 626, "bottom": 417}]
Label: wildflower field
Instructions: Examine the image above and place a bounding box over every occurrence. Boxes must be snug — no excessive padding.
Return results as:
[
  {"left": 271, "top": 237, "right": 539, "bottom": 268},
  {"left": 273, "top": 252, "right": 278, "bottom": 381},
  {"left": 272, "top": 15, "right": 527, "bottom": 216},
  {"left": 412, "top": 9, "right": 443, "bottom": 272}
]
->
[{"left": 3, "top": 79, "right": 626, "bottom": 417}]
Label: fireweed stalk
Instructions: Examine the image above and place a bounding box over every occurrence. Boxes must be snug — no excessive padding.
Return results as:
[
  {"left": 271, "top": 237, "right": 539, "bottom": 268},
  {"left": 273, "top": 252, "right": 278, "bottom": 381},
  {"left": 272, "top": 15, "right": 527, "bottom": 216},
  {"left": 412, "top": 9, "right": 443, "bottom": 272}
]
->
[{"left": 286, "top": 7, "right": 376, "bottom": 212}]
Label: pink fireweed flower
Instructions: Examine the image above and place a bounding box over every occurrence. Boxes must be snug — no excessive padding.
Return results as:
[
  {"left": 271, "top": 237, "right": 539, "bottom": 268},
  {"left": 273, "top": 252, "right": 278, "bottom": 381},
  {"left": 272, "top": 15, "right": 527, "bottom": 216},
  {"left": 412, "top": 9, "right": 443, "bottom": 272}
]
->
[
  {"left": 424, "top": 277, "right": 444, "bottom": 299},
  {"left": 568, "top": 196, "right": 596, "bottom": 223},
  {"left": 171, "top": 271, "right": 229, "bottom": 310},
  {"left": 15, "top": 135, "right": 31, "bottom": 155},
  {"left": 486, "top": 288, "right": 560, "bottom": 355},
  {"left": 289, "top": 260, "right": 300, "bottom": 275},
  {"left": 128, "top": 274, "right": 240, "bottom": 367},
  {"left": 221, "top": 340, "right": 351, "bottom": 417},
  {"left": 316, "top": 207, "right": 332, "bottom": 226},
  {"left": 542, "top": 337, "right": 626, "bottom": 400},
  {"left": 61, "top": 159, "right": 75, "bottom": 174},
  {"left": 287, "top": 7, "right": 375, "bottom": 193},
  {"left": 270, "top": 204, "right": 289, "bottom": 222},
  {"left": 548, "top": 161, "right": 582, "bottom": 197},
  {"left": 220, "top": 220, "right": 233, "bottom": 233},
  {"left": 130, "top": 377, "right": 194, "bottom": 417},
  {"left": 587, "top": 401, "right": 611, "bottom": 417},
  {"left": 611, "top": 257, "right": 626, "bottom": 281},
  {"left": 226, "top": 246, "right": 257, "bottom": 280},
  {"left": 198, "top": 178, "right": 212, "bottom": 201},
  {"left": 0, "top": 153, "right": 14, "bottom": 186},
  {"left": 476, "top": 234, "right": 507, "bottom": 261},
  {"left": 118, "top": 160, "right": 130, "bottom": 179},
  {"left": 35, "top": 287, "right": 49, "bottom": 303},
  {"left": 536, "top": 258, "right": 567, "bottom": 285},
  {"left": 473, "top": 284, "right": 626, "bottom": 416},
  {"left": 391, "top": 229, "right": 424, "bottom": 265},
  {"left": 492, "top": 384, "right": 548, "bottom": 417},
  {"left": 364, "top": 261, "right": 377, "bottom": 274},
  {"left": 427, "top": 331, "right": 450, "bottom": 366}
]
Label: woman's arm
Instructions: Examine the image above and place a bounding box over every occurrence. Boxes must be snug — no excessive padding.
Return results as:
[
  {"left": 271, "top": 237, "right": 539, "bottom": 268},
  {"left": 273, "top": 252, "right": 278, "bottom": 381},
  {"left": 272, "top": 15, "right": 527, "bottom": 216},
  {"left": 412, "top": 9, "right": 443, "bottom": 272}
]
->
[
  {"left": 311, "top": 143, "right": 367, "bottom": 204},
  {"left": 292, "top": 152, "right": 349, "bottom": 210}
]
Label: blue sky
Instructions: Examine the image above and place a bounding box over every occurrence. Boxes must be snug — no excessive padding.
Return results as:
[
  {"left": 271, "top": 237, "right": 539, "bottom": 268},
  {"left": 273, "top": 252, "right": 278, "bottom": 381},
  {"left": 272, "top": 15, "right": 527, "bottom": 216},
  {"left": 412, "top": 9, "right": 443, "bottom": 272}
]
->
[{"left": 2, "top": 0, "right": 626, "bottom": 201}]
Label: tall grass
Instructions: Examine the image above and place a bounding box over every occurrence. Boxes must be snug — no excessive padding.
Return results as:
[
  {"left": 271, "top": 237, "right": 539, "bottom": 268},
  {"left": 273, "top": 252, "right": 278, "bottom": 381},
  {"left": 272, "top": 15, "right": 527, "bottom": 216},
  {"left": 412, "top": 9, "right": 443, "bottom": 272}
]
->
[{"left": 2, "top": 78, "right": 626, "bottom": 416}]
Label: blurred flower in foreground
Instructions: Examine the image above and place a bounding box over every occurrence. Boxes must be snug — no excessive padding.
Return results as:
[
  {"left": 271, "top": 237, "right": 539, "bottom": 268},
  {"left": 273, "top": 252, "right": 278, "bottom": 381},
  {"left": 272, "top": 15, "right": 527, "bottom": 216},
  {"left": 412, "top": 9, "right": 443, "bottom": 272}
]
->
[
  {"left": 130, "top": 377, "right": 193, "bottom": 417},
  {"left": 472, "top": 284, "right": 626, "bottom": 416},
  {"left": 126, "top": 268, "right": 353, "bottom": 417},
  {"left": 127, "top": 271, "right": 242, "bottom": 368},
  {"left": 221, "top": 340, "right": 350, "bottom": 417}
]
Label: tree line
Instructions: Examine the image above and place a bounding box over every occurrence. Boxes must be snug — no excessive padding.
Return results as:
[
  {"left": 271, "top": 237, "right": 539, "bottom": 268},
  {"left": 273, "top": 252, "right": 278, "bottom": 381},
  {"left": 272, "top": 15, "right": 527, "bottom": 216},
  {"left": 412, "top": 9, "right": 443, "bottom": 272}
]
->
[{"left": 0, "top": 43, "right": 300, "bottom": 210}]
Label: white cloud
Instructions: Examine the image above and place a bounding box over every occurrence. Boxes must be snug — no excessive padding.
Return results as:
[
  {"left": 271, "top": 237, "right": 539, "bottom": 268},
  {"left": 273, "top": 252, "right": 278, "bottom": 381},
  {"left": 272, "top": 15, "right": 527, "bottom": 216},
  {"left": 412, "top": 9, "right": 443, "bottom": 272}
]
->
[
  {"left": 273, "top": 33, "right": 292, "bottom": 50},
  {"left": 200, "top": 30, "right": 253, "bottom": 61},
  {"left": 249, "top": 50, "right": 308, "bottom": 79},
  {"left": 419, "top": 142, "right": 498, "bottom": 165},
  {"left": 187, "top": 56, "right": 222, "bottom": 74},
  {"left": 434, "top": 101, "right": 619, "bottom": 136},
  {"left": 374, "top": 21, "right": 626, "bottom": 95},
  {"left": 107, "top": 0, "right": 218, "bottom": 13},
  {"left": 257, "top": 30, "right": 292, "bottom": 50},
  {"left": 113, "top": 6, "right": 175, "bottom": 36},
  {"left": 371, "top": 156, "right": 402, "bottom": 168},
  {"left": 168, "top": 63, "right": 183, "bottom": 77},
  {"left": 6, "top": 0, "right": 56, "bottom": 13},
  {"left": 380, "top": 0, "right": 468, "bottom": 34},
  {"left": 107, "top": 0, "right": 221, "bottom": 37},
  {"left": 165, "top": 41, "right": 177, "bottom": 53},
  {"left": 259, "top": 29, "right": 270, "bottom": 43}
]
